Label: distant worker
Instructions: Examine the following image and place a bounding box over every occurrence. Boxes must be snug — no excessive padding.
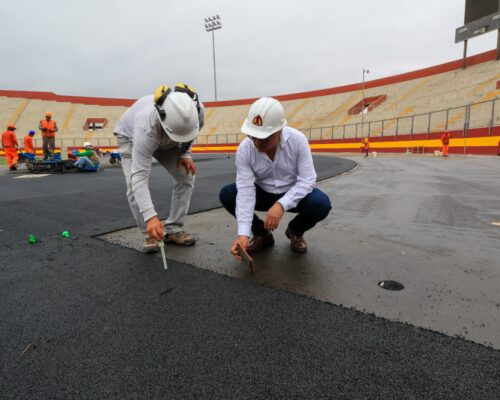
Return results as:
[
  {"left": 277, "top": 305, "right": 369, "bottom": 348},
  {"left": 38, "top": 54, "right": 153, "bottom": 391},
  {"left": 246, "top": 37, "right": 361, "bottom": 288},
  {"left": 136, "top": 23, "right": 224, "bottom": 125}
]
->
[
  {"left": 23, "top": 130, "right": 36, "bottom": 161},
  {"left": 39, "top": 111, "right": 58, "bottom": 160},
  {"left": 114, "top": 83, "right": 205, "bottom": 253},
  {"left": 219, "top": 97, "right": 332, "bottom": 257},
  {"left": 1, "top": 124, "right": 19, "bottom": 171},
  {"left": 361, "top": 137, "right": 369, "bottom": 157},
  {"left": 441, "top": 130, "right": 452, "bottom": 157},
  {"left": 72, "top": 142, "right": 100, "bottom": 171}
]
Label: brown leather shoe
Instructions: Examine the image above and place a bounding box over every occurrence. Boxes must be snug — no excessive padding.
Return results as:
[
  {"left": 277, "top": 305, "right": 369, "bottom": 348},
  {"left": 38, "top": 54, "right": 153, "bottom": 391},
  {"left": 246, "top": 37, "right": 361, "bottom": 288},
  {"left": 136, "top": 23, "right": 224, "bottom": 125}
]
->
[
  {"left": 285, "top": 227, "right": 307, "bottom": 253},
  {"left": 164, "top": 231, "right": 196, "bottom": 246},
  {"left": 246, "top": 232, "right": 275, "bottom": 254}
]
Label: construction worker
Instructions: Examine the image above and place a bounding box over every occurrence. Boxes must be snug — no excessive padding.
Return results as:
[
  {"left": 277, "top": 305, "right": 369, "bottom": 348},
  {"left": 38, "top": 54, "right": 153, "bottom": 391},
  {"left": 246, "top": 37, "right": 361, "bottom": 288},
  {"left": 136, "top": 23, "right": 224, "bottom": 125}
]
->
[
  {"left": 39, "top": 111, "right": 58, "bottom": 160},
  {"left": 23, "top": 130, "right": 36, "bottom": 161},
  {"left": 2, "top": 124, "right": 20, "bottom": 171},
  {"left": 73, "top": 141, "right": 100, "bottom": 171},
  {"left": 441, "top": 130, "right": 452, "bottom": 157},
  {"left": 219, "top": 97, "right": 332, "bottom": 257},
  {"left": 114, "top": 83, "right": 205, "bottom": 253},
  {"left": 362, "top": 137, "right": 369, "bottom": 157}
]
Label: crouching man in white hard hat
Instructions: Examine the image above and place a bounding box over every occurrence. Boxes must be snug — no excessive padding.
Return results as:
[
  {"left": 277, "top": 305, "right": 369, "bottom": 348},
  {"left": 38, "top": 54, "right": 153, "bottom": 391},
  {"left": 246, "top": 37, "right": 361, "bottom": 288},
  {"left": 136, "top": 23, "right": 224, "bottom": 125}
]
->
[
  {"left": 114, "top": 84, "right": 204, "bottom": 253},
  {"left": 219, "top": 97, "right": 332, "bottom": 257}
]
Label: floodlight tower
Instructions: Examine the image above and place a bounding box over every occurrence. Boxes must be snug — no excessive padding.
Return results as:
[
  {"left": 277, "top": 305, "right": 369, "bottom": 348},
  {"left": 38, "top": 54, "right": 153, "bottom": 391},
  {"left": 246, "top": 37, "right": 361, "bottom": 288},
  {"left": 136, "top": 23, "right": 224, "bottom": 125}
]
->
[
  {"left": 204, "top": 15, "right": 222, "bottom": 101},
  {"left": 361, "top": 68, "right": 369, "bottom": 137}
]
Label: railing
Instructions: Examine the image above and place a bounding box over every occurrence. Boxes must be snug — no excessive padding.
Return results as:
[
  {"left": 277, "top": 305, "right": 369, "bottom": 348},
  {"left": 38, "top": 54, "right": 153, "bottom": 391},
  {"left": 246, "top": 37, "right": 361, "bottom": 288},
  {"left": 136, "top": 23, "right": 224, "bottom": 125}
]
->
[
  {"left": 196, "top": 97, "right": 499, "bottom": 144},
  {"left": 29, "top": 97, "right": 499, "bottom": 149}
]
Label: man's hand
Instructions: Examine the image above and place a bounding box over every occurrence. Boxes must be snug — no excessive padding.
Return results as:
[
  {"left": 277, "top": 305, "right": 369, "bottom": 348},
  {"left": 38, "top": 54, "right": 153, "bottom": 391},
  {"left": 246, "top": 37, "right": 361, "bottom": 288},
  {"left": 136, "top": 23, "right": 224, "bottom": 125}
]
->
[
  {"left": 230, "top": 236, "right": 249, "bottom": 261},
  {"left": 177, "top": 157, "right": 196, "bottom": 175},
  {"left": 146, "top": 216, "right": 164, "bottom": 241},
  {"left": 264, "top": 202, "right": 284, "bottom": 231}
]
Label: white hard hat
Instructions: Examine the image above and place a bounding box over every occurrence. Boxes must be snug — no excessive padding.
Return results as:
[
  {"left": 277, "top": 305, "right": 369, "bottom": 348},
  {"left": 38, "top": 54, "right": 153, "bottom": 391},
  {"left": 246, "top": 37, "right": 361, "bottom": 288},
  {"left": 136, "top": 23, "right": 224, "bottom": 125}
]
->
[
  {"left": 83, "top": 141, "right": 93, "bottom": 148},
  {"left": 241, "top": 97, "right": 287, "bottom": 139},
  {"left": 158, "top": 92, "right": 199, "bottom": 143}
]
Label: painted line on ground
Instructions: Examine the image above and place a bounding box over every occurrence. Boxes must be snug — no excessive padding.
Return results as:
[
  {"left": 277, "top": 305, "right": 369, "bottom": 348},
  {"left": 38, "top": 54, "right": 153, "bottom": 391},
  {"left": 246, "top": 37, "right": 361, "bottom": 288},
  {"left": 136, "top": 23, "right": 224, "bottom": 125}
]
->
[{"left": 14, "top": 174, "right": 51, "bottom": 179}]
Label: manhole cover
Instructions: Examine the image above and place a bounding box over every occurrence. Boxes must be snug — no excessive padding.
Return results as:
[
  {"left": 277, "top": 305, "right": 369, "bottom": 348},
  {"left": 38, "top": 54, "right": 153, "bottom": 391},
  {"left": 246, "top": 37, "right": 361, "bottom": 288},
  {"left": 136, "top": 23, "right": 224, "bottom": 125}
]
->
[{"left": 378, "top": 280, "right": 404, "bottom": 291}]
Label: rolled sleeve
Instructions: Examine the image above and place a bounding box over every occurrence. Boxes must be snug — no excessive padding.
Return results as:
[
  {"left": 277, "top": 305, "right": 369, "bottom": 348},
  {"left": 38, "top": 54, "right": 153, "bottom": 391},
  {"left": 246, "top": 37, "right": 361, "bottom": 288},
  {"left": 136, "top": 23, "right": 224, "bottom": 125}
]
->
[{"left": 235, "top": 143, "right": 256, "bottom": 237}]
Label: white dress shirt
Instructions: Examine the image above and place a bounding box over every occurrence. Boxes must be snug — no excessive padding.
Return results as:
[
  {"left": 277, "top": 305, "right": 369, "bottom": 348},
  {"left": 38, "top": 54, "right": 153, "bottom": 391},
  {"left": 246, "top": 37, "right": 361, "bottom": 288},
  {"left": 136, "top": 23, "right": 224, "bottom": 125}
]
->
[{"left": 235, "top": 126, "right": 317, "bottom": 237}]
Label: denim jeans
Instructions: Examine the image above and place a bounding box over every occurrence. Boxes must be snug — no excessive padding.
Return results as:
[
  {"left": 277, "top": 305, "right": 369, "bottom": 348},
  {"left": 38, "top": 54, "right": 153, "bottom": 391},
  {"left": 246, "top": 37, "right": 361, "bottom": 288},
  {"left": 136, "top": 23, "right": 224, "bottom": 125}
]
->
[
  {"left": 74, "top": 157, "right": 98, "bottom": 171},
  {"left": 219, "top": 183, "right": 332, "bottom": 236}
]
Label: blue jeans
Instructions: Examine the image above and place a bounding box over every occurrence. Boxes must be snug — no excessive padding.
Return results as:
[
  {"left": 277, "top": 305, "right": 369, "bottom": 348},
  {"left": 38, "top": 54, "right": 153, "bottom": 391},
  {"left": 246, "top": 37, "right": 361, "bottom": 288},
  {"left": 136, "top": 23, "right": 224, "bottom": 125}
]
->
[
  {"left": 74, "top": 157, "right": 99, "bottom": 171},
  {"left": 219, "top": 183, "right": 332, "bottom": 236}
]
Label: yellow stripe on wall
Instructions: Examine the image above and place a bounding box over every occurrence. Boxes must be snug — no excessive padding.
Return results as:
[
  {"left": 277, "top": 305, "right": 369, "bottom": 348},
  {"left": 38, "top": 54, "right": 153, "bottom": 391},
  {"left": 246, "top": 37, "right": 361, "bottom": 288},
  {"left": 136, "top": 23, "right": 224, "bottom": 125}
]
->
[{"left": 310, "top": 136, "right": 500, "bottom": 150}]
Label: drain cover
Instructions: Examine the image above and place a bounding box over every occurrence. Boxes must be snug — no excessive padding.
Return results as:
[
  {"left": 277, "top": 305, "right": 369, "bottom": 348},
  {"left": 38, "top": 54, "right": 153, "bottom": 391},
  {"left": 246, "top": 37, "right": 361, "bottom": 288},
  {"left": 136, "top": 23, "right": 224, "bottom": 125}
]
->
[{"left": 378, "top": 280, "right": 404, "bottom": 291}]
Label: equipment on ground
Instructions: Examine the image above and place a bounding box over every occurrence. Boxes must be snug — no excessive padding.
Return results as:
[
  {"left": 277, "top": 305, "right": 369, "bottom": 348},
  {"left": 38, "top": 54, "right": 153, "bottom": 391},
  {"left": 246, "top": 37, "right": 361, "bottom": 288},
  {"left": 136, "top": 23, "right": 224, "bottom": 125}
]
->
[
  {"left": 26, "top": 157, "right": 76, "bottom": 173},
  {"left": 109, "top": 152, "right": 121, "bottom": 164}
]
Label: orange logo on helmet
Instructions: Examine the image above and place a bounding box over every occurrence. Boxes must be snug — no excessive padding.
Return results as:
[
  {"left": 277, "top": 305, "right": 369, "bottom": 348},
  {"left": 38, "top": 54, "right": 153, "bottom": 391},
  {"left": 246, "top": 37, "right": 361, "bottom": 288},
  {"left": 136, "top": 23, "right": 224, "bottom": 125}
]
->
[{"left": 252, "top": 115, "right": 263, "bottom": 126}]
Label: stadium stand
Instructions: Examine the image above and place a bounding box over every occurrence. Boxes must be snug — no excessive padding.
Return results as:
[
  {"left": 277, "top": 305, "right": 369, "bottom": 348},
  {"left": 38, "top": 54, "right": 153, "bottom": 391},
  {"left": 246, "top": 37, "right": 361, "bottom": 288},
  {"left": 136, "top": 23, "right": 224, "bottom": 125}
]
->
[{"left": 1, "top": 50, "right": 499, "bottom": 155}]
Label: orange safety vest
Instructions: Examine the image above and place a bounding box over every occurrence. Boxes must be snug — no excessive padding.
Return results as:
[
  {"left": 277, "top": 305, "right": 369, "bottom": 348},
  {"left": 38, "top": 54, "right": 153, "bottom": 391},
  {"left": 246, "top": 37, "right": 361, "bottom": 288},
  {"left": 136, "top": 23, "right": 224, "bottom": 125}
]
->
[
  {"left": 24, "top": 135, "right": 34, "bottom": 153},
  {"left": 40, "top": 119, "right": 57, "bottom": 138},
  {"left": 2, "top": 130, "right": 18, "bottom": 148},
  {"left": 441, "top": 132, "right": 451, "bottom": 145}
]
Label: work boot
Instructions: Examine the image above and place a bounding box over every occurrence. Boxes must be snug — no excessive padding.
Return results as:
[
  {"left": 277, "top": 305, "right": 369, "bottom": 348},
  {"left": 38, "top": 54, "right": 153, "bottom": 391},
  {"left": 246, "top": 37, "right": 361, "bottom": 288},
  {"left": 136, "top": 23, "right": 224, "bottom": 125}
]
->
[
  {"left": 246, "top": 231, "right": 275, "bottom": 254},
  {"left": 9, "top": 166, "right": 17, "bottom": 171},
  {"left": 143, "top": 237, "right": 160, "bottom": 254},
  {"left": 285, "top": 227, "right": 307, "bottom": 253},
  {"left": 164, "top": 231, "right": 196, "bottom": 246}
]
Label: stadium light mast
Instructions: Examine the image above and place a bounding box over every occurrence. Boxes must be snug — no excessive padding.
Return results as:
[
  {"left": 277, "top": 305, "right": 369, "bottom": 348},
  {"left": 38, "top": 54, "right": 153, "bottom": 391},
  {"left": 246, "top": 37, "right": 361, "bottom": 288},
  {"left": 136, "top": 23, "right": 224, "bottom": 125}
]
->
[
  {"left": 361, "top": 68, "right": 369, "bottom": 137},
  {"left": 204, "top": 15, "right": 222, "bottom": 101}
]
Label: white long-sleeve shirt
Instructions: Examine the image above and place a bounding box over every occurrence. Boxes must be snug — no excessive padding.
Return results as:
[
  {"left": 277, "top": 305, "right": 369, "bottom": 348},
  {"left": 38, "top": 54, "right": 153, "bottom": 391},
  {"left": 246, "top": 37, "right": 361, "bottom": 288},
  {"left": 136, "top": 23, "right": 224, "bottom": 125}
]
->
[
  {"left": 235, "top": 126, "right": 317, "bottom": 237},
  {"left": 114, "top": 95, "right": 205, "bottom": 222}
]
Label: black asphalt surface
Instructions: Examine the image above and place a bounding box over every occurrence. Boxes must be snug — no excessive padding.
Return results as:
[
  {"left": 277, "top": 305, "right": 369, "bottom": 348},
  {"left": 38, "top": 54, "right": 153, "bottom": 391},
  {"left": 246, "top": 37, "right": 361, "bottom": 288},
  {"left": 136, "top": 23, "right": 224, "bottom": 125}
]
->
[{"left": 1, "top": 155, "right": 499, "bottom": 399}]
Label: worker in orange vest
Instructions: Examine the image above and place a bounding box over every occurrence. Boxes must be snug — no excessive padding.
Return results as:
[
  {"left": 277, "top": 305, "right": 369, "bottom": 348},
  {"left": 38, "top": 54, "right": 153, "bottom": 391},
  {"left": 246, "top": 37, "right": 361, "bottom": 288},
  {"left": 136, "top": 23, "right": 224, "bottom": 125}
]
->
[
  {"left": 23, "top": 130, "right": 36, "bottom": 160},
  {"left": 39, "top": 111, "right": 58, "bottom": 160},
  {"left": 1, "top": 123, "right": 19, "bottom": 171},
  {"left": 441, "top": 130, "right": 452, "bottom": 157},
  {"left": 361, "top": 137, "right": 369, "bottom": 157}
]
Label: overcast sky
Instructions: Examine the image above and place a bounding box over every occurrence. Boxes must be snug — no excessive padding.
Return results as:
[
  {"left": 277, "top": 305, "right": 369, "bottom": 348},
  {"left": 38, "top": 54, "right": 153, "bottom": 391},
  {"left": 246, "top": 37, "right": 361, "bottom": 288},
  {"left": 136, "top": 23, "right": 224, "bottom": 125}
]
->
[{"left": 0, "top": 0, "right": 496, "bottom": 101}]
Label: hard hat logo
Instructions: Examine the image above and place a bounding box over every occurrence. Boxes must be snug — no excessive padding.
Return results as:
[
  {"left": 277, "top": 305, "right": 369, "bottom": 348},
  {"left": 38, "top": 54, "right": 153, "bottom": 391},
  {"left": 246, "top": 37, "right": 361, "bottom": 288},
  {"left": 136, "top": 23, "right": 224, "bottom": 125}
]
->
[{"left": 252, "top": 115, "right": 263, "bottom": 127}]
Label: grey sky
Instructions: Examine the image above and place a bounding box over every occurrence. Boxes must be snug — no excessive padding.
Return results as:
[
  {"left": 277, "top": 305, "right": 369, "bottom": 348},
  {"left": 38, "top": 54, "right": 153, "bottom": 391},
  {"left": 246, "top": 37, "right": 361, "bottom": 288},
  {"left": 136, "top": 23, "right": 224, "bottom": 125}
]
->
[{"left": 0, "top": 0, "right": 496, "bottom": 101}]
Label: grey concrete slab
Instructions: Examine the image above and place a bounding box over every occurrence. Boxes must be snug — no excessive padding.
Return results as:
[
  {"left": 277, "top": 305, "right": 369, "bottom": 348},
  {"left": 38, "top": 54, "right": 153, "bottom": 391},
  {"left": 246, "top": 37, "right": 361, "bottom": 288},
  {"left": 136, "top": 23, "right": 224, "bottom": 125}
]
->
[{"left": 102, "top": 155, "right": 500, "bottom": 349}]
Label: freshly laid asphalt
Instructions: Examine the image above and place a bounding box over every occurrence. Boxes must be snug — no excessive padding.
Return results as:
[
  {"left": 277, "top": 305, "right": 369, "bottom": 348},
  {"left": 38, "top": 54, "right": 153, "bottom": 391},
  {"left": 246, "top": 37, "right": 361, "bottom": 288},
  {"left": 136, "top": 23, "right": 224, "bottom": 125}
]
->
[{"left": 1, "top": 154, "right": 499, "bottom": 399}]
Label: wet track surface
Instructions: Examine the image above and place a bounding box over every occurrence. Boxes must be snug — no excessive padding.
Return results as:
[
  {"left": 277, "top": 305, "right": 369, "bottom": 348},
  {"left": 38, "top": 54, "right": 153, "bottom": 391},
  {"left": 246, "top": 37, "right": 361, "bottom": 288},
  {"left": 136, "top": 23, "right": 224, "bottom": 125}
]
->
[{"left": 1, "top": 154, "right": 500, "bottom": 399}]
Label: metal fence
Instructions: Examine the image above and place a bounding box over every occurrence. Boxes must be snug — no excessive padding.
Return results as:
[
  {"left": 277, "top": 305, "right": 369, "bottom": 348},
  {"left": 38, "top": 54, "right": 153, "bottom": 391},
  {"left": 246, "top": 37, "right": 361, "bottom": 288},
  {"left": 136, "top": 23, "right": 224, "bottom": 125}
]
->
[
  {"left": 33, "top": 97, "right": 499, "bottom": 149},
  {"left": 196, "top": 97, "right": 499, "bottom": 144}
]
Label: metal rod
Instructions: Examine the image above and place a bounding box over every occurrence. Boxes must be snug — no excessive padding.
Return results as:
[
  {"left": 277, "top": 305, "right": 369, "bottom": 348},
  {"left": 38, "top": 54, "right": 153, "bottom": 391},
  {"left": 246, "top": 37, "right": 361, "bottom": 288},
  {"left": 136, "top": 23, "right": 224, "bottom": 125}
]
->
[
  {"left": 497, "top": 29, "right": 500, "bottom": 61},
  {"left": 159, "top": 241, "right": 168, "bottom": 270},
  {"left": 212, "top": 30, "right": 217, "bottom": 101},
  {"left": 489, "top": 98, "right": 496, "bottom": 135},
  {"left": 463, "top": 40, "right": 468, "bottom": 69}
]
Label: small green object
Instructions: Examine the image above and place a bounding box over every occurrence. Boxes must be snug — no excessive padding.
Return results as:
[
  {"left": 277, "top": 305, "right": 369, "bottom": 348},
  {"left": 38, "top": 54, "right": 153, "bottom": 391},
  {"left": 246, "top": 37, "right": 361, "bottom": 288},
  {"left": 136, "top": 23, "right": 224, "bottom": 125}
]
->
[
  {"left": 61, "top": 231, "right": 70, "bottom": 238},
  {"left": 28, "top": 234, "right": 38, "bottom": 244}
]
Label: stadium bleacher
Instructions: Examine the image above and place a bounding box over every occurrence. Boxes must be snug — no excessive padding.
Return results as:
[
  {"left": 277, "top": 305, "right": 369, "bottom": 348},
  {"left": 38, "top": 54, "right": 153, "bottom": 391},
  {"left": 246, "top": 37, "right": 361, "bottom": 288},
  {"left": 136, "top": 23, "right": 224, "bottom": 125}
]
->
[{"left": 1, "top": 50, "right": 499, "bottom": 155}]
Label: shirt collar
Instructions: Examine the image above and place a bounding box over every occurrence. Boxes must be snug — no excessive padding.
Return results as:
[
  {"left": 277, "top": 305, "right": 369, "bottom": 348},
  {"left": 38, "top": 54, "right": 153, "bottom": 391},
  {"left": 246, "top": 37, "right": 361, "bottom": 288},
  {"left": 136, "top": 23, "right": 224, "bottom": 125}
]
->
[{"left": 279, "top": 127, "right": 290, "bottom": 149}]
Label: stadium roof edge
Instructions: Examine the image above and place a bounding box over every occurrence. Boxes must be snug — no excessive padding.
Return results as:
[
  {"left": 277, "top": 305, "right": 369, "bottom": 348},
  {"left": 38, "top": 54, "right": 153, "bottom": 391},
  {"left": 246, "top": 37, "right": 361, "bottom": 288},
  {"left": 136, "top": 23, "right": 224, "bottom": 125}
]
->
[{"left": 0, "top": 49, "right": 496, "bottom": 108}]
